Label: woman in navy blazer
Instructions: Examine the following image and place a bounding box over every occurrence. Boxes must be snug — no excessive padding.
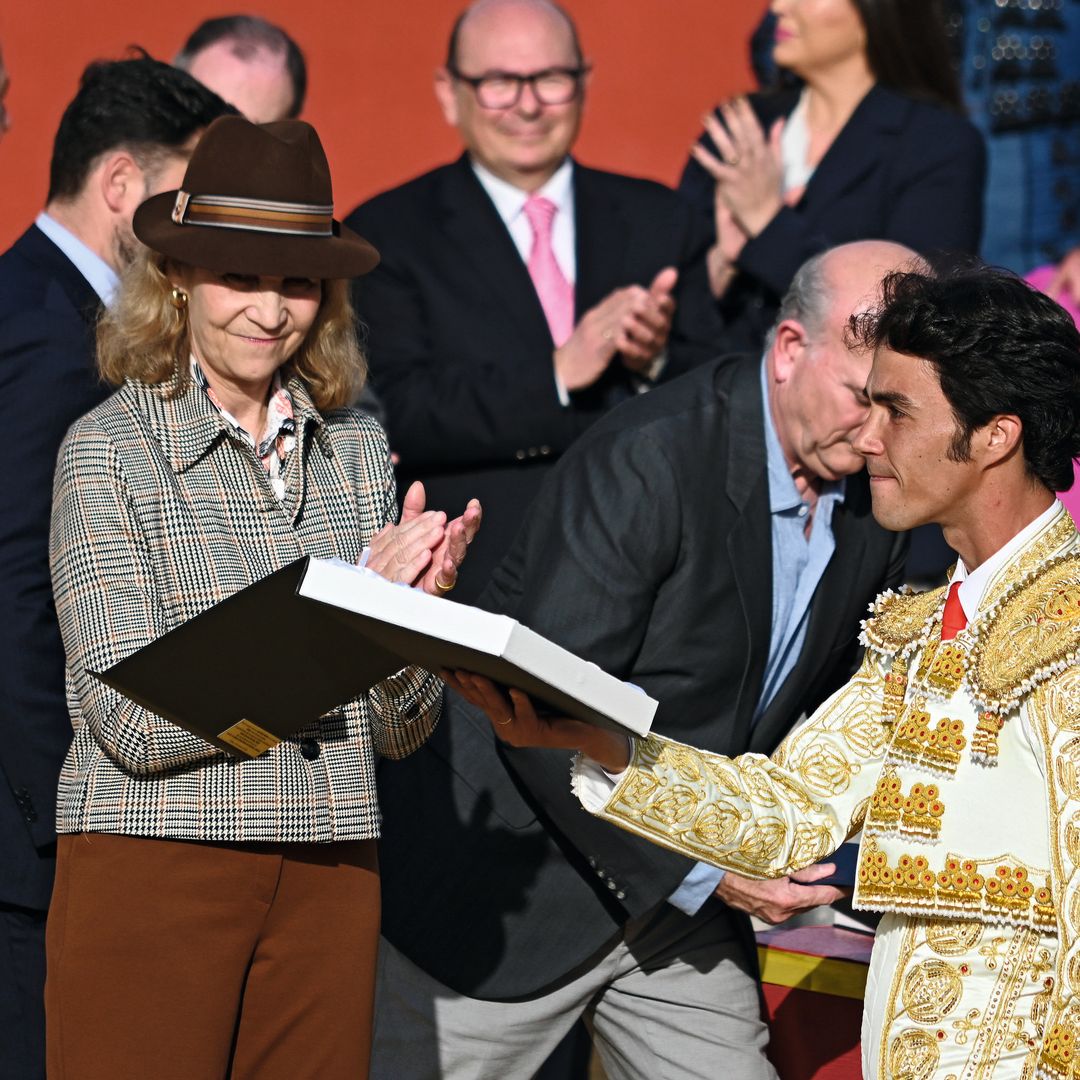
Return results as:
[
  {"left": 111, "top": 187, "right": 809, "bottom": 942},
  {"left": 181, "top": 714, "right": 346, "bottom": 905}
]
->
[{"left": 679, "top": 0, "right": 986, "bottom": 354}]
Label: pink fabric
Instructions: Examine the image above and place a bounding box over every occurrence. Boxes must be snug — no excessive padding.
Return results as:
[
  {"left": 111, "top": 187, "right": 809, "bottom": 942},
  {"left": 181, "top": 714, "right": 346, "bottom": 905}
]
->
[
  {"left": 524, "top": 195, "right": 574, "bottom": 347},
  {"left": 1026, "top": 266, "right": 1080, "bottom": 524},
  {"left": 1026, "top": 264, "right": 1080, "bottom": 325}
]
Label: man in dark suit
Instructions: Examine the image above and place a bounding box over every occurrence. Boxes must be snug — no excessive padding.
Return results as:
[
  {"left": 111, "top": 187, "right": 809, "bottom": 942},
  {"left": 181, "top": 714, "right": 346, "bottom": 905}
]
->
[
  {"left": 345, "top": 0, "right": 721, "bottom": 603},
  {"left": 0, "top": 58, "right": 228, "bottom": 1080},
  {"left": 372, "top": 240, "right": 915, "bottom": 1079}
]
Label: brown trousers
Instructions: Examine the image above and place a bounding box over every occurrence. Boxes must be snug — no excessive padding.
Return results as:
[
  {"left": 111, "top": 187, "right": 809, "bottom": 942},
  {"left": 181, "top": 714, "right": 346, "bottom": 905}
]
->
[{"left": 46, "top": 832, "right": 380, "bottom": 1080}]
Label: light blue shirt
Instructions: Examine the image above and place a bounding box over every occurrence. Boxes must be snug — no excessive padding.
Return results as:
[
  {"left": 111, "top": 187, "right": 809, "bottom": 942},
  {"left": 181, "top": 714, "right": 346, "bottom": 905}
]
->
[
  {"left": 667, "top": 360, "right": 845, "bottom": 915},
  {"left": 34, "top": 212, "right": 119, "bottom": 307}
]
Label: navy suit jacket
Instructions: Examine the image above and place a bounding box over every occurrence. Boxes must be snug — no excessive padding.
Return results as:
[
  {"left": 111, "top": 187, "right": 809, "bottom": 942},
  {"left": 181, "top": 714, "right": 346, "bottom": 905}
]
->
[
  {"left": 345, "top": 156, "right": 723, "bottom": 602},
  {"left": 376, "top": 355, "right": 908, "bottom": 998},
  {"left": 679, "top": 84, "right": 987, "bottom": 353},
  {"left": 0, "top": 226, "right": 111, "bottom": 909}
]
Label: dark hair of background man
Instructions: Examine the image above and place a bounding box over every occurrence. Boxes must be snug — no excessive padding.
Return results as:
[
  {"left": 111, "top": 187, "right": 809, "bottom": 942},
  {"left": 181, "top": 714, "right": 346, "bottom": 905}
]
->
[
  {"left": 47, "top": 52, "right": 231, "bottom": 202},
  {"left": 175, "top": 14, "right": 307, "bottom": 119}
]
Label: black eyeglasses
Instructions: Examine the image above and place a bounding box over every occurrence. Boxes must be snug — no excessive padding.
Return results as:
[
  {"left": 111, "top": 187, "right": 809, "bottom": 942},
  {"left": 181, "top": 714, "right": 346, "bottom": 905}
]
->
[{"left": 448, "top": 65, "right": 589, "bottom": 109}]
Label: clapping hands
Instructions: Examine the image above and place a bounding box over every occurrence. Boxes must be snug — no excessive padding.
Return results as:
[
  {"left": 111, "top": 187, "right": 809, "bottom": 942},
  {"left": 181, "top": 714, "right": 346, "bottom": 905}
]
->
[{"left": 365, "top": 481, "right": 482, "bottom": 595}]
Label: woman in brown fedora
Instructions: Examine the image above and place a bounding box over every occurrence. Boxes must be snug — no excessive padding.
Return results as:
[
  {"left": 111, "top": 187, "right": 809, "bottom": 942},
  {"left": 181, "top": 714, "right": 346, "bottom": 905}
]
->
[{"left": 44, "top": 115, "right": 480, "bottom": 1079}]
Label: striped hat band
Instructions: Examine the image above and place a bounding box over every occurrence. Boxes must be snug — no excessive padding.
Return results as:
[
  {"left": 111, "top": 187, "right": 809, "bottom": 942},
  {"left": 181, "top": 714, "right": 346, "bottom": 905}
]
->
[{"left": 171, "top": 191, "right": 335, "bottom": 237}]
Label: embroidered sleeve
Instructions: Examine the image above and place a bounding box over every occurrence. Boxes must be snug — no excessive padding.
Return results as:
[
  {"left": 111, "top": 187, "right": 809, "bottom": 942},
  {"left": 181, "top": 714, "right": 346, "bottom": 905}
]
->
[
  {"left": 1031, "top": 669, "right": 1080, "bottom": 1079},
  {"left": 572, "top": 651, "right": 890, "bottom": 877}
]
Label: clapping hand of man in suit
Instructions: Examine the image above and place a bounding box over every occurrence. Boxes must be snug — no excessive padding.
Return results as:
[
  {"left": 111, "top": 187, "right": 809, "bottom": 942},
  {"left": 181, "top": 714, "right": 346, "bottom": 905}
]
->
[
  {"left": 446, "top": 670, "right": 849, "bottom": 926},
  {"left": 554, "top": 266, "right": 677, "bottom": 391}
]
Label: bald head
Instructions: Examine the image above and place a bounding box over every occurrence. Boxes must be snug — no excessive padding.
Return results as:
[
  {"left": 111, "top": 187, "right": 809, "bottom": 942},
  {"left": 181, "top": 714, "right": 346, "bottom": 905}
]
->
[
  {"left": 447, "top": 0, "right": 581, "bottom": 70},
  {"left": 436, "top": 0, "right": 588, "bottom": 191},
  {"left": 820, "top": 241, "right": 928, "bottom": 334},
  {"left": 768, "top": 240, "right": 923, "bottom": 481}
]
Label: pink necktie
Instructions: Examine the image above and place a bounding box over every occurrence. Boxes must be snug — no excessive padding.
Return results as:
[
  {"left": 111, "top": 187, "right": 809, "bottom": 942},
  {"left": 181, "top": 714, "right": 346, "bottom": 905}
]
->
[{"left": 523, "top": 195, "right": 574, "bottom": 347}]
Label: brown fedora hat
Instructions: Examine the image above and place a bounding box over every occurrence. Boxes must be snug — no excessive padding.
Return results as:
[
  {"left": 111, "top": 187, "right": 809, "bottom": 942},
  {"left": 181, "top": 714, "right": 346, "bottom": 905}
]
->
[{"left": 133, "top": 115, "right": 379, "bottom": 279}]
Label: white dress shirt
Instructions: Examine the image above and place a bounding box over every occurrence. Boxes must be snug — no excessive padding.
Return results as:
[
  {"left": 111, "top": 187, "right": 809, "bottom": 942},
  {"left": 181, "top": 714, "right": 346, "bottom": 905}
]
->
[
  {"left": 471, "top": 158, "right": 576, "bottom": 404},
  {"left": 35, "top": 211, "right": 119, "bottom": 307}
]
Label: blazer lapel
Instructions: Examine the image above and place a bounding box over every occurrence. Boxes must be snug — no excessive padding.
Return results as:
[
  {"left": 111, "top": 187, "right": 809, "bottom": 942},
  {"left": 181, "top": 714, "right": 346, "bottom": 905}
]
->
[
  {"left": 751, "top": 484, "right": 868, "bottom": 752},
  {"left": 572, "top": 163, "right": 627, "bottom": 320},
  {"left": 20, "top": 225, "right": 103, "bottom": 330},
  {"left": 722, "top": 357, "right": 773, "bottom": 750},
  {"left": 795, "top": 85, "right": 907, "bottom": 212},
  {"left": 437, "top": 156, "right": 554, "bottom": 351}
]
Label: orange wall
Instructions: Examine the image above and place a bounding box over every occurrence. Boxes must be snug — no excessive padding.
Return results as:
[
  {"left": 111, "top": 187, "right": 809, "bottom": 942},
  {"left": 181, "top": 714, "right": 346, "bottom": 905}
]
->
[{"left": 0, "top": 2, "right": 762, "bottom": 251}]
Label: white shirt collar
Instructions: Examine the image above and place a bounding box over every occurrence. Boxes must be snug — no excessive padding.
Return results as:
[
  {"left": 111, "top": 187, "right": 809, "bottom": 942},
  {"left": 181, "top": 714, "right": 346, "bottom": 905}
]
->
[
  {"left": 470, "top": 157, "right": 574, "bottom": 228},
  {"left": 949, "top": 500, "right": 1064, "bottom": 620},
  {"left": 34, "top": 211, "right": 119, "bottom": 307}
]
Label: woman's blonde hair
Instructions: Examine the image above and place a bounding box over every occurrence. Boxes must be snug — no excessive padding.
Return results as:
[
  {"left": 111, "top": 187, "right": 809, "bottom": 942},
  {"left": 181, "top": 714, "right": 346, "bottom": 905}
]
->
[{"left": 97, "top": 249, "right": 367, "bottom": 411}]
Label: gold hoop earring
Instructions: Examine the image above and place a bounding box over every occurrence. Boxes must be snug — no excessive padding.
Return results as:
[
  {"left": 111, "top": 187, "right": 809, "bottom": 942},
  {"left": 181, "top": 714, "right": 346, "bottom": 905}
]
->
[{"left": 169, "top": 287, "right": 188, "bottom": 311}]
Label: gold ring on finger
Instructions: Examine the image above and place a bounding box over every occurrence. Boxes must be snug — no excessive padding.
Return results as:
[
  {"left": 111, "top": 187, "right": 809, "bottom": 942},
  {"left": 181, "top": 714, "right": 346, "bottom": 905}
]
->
[
  {"left": 495, "top": 715, "right": 513, "bottom": 726},
  {"left": 434, "top": 575, "right": 456, "bottom": 593}
]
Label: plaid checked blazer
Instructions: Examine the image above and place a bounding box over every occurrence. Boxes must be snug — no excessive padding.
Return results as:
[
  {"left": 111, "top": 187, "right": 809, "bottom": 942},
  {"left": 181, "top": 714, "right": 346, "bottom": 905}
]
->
[{"left": 49, "top": 372, "right": 442, "bottom": 842}]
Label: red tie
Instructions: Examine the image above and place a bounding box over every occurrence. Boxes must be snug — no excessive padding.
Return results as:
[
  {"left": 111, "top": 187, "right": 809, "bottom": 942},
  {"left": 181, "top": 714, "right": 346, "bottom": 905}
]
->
[{"left": 940, "top": 581, "right": 967, "bottom": 641}]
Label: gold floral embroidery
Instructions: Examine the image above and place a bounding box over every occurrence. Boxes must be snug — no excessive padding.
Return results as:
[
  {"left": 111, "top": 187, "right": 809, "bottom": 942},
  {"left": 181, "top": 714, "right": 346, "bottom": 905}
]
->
[
  {"left": 971, "top": 711, "right": 1006, "bottom": 765},
  {"left": 738, "top": 819, "right": 787, "bottom": 864},
  {"left": 926, "top": 643, "right": 969, "bottom": 696},
  {"left": 871, "top": 771, "right": 905, "bottom": 827},
  {"left": 1053, "top": 737, "right": 1080, "bottom": 802},
  {"left": 927, "top": 920, "right": 985, "bottom": 957},
  {"left": 969, "top": 553, "right": 1080, "bottom": 715},
  {"left": 869, "top": 772, "right": 946, "bottom": 839},
  {"left": 1037, "top": 1019, "right": 1079, "bottom": 1079},
  {"left": 864, "top": 585, "right": 949, "bottom": 656},
  {"left": 884, "top": 658, "right": 910, "bottom": 725},
  {"left": 647, "top": 785, "right": 700, "bottom": 825},
  {"left": 952, "top": 1008, "right": 982, "bottom": 1045},
  {"left": 902, "top": 783, "right": 946, "bottom": 840},
  {"left": 903, "top": 959, "right": 966, "bottom": 1022},
  {"left": 656, "top": 744, "right": 703, "bottom": 783},
  {"left": 961, "top": 925, "right": 1041, "bottom": 1078},
  {"left": 856, "top": 843, "right": 1056, "bottom": 932},
  {"left": 891, "top": 706, "right": 967, "bottom": 776},
  {"left": 888, "top": 1029, "right": 941, "bottom": 1080},
  {"left": 1042, "top": 668, "right": 1080, "bottom": 734},
  {"left": 791, "top": 822, "right": 836, "bottom": 866},
  {"left": 688, "top": 801, "right": 746, "bottom": 847},
  {"left": 794, "top": 743, "right": 858, "bottom": 797}
]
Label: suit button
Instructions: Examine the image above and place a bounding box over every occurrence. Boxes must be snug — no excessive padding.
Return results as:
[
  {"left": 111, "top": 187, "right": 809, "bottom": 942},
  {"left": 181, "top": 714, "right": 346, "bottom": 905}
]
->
[
  {"left": 539, "top": 445, "right": 551, "bottom": 456},
  {"left": 299, "top": 739, "right": 321, "bottom": 760},
  {"left": 607, "top": 880, "right": 618, "bottom": 891},
  {"left": 527, "top": 447, "right": 539, "bottom": 458},
  {"left": 616, "top": 890, "right": 627, "bottom": 901}
]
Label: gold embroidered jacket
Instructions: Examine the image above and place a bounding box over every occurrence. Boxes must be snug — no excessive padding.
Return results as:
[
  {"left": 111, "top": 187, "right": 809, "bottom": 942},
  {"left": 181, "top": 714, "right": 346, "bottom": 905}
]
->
[{"left": 574, "top": 504, "right": 1080, "bottom": 1080}]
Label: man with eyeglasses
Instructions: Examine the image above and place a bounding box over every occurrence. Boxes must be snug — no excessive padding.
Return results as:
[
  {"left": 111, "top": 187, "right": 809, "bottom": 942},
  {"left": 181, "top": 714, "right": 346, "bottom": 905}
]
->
[{"left": 345, "top": 0, "right": 720, "bottom": 607}]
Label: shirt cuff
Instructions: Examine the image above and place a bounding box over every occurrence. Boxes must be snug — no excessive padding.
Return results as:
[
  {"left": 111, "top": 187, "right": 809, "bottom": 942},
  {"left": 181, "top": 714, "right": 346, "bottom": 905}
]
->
[
  {"left": 554, "top": 368, "right": 571, "bottom": 407},
  {"left": 667, "top": 862, "right": 725, "bottom": 916},
  {"left": 571, "top": 751, "right": 620, "bottom": 812}
]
